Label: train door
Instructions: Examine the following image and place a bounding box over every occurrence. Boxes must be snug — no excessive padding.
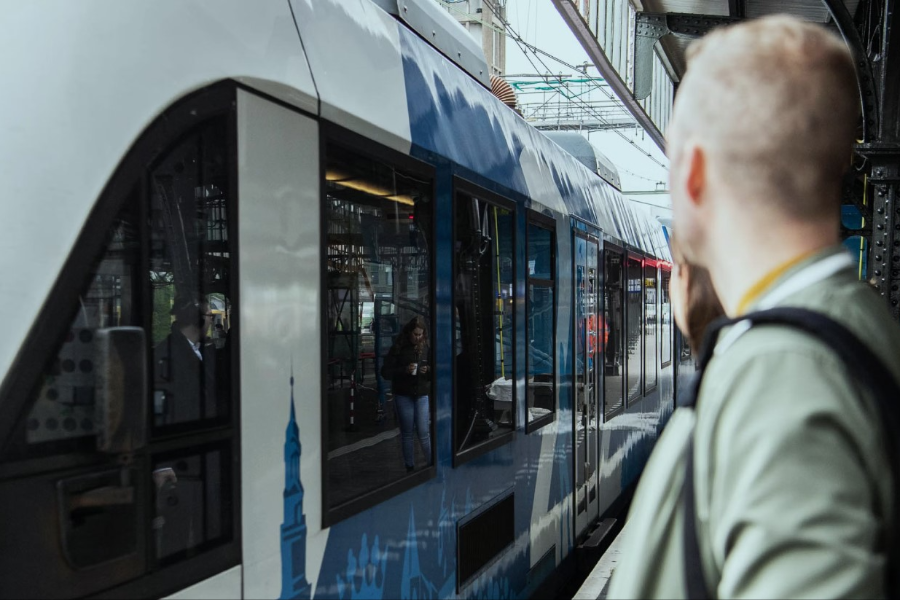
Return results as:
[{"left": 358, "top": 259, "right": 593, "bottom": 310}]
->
[
  {"left": 0, "top": 85, "right": 242, "bottom": 599},
  {"left": 573, "top": 232, "right": 601, "bottom": 535},
  {"left": 602, "top": 244, "right": 625, "bottom": 420}
]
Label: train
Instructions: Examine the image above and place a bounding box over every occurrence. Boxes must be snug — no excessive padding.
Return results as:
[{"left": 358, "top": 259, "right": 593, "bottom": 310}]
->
[{"left": 0, "top": 1, "right": 681, "bottom": 598}]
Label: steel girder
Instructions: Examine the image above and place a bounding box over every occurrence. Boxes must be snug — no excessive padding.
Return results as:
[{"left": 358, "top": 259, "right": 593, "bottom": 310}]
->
[
  {"left": 852, "top": 0, "right": 900, "bottom": 316},
  {"left": 633, "top": 12, "right": 739, "bottom": 100}
]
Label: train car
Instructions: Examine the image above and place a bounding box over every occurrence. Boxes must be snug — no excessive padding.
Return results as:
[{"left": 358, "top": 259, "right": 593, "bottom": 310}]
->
[{"left": 0, "top": 1, "right": 674, "bottom": 598}]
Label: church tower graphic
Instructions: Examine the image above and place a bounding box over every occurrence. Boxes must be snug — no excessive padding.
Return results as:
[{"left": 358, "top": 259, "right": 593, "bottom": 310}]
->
[{"left": 280, "top": 375, "right": 311, "bottom": 600}]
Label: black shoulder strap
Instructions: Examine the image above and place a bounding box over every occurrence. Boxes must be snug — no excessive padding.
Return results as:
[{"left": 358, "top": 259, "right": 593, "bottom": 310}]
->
[{"left": 682, "top": 307, "right": 900, "bottom": 599}]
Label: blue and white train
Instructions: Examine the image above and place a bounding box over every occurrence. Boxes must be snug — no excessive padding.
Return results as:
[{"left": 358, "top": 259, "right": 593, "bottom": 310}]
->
[{"left": 0, "top": 1, "right": 677, "bottom": 598}]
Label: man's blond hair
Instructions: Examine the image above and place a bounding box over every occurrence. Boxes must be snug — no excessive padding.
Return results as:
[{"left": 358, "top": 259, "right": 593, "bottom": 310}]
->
[{"left": 671, "top": 15, "right": 859, "bottom": 219}]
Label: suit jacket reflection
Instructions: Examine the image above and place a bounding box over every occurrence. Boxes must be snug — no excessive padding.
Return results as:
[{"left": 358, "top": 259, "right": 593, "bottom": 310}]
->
[{"left": 153, "top": 325, "right": 224, "bottom": 426}]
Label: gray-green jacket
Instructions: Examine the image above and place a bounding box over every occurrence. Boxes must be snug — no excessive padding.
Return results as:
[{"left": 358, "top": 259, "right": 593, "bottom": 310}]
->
[{"left": 608, "top": 247, "right": 900, "bottom": 599}]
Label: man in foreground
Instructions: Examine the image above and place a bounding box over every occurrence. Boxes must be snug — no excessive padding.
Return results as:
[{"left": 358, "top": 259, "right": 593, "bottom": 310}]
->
[{"left": 609, "top": 15, "right": 900, "bottom": 599}]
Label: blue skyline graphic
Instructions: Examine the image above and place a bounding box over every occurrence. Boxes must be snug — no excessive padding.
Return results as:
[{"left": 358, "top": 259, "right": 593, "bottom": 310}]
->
[{"left": 281, "top": 375, "right": 311, "bottom": 600}]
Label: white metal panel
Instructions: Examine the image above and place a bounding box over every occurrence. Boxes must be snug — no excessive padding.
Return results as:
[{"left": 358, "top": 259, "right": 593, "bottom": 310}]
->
[
  {"left": 642, "top": 0, "right": 730, "bottom": 16},
  {"left": 396, "top": 0, "right": 491, "bottom": 88},
  {"left": 746, "top": 0, "right": 829, "bottom": 21},
  {"left": 520, "top": 146, "right": 569, "bottom": 215},
  {"left": 237, "top": 90, "right": 328, "bottom": 600},
  {"left": 529, "top": 419, "right": 564, "bottom": 569},
  {"left": 290, "top": 0, "right": 412, "bottom": 153},
  {"left": 162, "top": 566, "right": 241, "bottom": 600},
  {"left": 0, "top": 0, "right": 316, "bottom": 393}
]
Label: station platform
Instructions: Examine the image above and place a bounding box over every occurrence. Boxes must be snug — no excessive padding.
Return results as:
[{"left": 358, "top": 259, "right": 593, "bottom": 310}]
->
[{"left": 573, "top": 524, "right": 626, "bottom": 600}]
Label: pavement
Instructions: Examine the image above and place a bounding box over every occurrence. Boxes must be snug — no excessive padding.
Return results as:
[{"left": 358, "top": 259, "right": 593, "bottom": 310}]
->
[{"left": 573, "top": 524, "right": 626, "bottom": 600}]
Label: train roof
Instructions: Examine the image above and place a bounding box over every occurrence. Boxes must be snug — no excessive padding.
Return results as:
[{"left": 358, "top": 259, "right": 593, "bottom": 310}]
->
[
  {"left": 542, "top": 131, "right": 623, "bottom": 191},
  {"left": 0, "top": 0, "right": 669, "bottom": 383}
]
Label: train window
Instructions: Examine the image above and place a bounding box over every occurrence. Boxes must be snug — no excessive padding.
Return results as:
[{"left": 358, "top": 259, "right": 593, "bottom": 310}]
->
[
  {"left": 603, "top": 246, "right": 625, "bottom": 419},
  {"left": 152, "top": 443, "right": 233, "bottom": 563},
  {"left": 323, "top": 141, "right": 434, "bottom": 517},
  {"left": 8, "top": 201, "right": 141, "bottom": 459},
  {"left": 644, "top": 264, "right": 658, "bottom": 393},
  {"left": 150, "top": 121, "right": 233, "bottom": 432},
  {"left": 0, "top": 86, "right": 240, "bottom": 599},
  {"left": 453, "top": 184, "right": 515, "bottom": 460},
  {"left": 661, "top": 269, "right": 673, "bottom": 367},
  {"left": 526, "top": 216, "right": 556, "bottom": 431},
  {"left": 625, "top": 255, "right": 643, "bottom": 404},
  {"left": 6, "top": 117, "right": 235, "bottom": 455}
]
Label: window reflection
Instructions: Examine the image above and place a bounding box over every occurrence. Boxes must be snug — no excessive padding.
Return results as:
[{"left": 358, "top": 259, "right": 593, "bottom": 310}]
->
[
  {"left": 153, "top": 445, "right": 232, "bottom": 563},
  {"left": 626, "top": 256, "right": 643, "bottom": 403},
  {"left": 603, "top": 249, "right": 625, "bottom": 419},
  {"left": 574, "top": 236, "right": 600, "bottom": 487},
  {"left": 526, "top": 221, "right": 555, "bottom": 427},
  {"left": 2, "top": 110, "right": 239, "bottom": 582},
  {"left": 454, "top": 193, "right": 515, "bottom": 452},
  {"left": 150, "top": 122, "right": 232, "bottom": 430},
  {"left": 324, "top": 143, "right": 433, "bottom": 511},
  {"left": 661, "top": 271, "right": 672, "bottom": 365},
  {"left": 23, "top": 207, "right": 140, "bottom": 452},
  {"left": 644, "top": 264, "right": 657, "bottom": 392}
]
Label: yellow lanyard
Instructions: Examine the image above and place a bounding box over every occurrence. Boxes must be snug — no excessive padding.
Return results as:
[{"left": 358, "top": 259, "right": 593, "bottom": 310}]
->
[{"left": 735, "top": 250, "right": 819, "bottom": 315}]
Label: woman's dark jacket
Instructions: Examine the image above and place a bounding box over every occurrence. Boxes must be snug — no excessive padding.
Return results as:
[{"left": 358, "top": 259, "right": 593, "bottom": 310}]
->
[{"left": 381, "top": 342, "right": 431, "bottom": 396}]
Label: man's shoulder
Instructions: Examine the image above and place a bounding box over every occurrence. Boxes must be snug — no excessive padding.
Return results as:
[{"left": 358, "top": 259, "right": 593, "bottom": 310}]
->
[
  {"left": 699, "top": 275, "right": 900, "bottom": 431},
  {"left": 717, "top": 275, "right": 900, "bottom": 382}
]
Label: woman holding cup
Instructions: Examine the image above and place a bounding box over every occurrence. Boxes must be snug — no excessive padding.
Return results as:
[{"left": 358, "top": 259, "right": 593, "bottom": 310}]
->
[{"left": 381, "top": 316, "right": 433, "bottom": 472}]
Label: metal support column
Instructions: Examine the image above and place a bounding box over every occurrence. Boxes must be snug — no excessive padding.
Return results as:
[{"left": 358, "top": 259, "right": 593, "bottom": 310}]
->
[
  {"left": 855, "top": 0, "right": 900, "bottom": 319},
  {"left": 862, "top": 152, "right": 900, "bottom": 318}
]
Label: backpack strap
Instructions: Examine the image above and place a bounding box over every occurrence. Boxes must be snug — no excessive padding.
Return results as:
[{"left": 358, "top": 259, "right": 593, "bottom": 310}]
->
[{"left": 682, "top": 307, "right": 900, "bottom": 599}]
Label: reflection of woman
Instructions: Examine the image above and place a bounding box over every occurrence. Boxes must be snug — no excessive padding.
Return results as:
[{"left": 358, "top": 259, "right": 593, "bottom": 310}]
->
[
  {"left": 669, "top": 236, "right": 726, "bottom": 354},
  {"left": 381, "top": 317, "right": 432, "bottom": 472}
]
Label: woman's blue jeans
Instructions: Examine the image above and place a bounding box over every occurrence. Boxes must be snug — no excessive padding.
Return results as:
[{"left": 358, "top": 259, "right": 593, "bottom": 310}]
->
[{"left": 395, "top": 394, "right": 432, "bottom": 469}]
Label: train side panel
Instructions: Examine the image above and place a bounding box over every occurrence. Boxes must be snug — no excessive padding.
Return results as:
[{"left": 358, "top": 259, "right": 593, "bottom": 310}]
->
[
  {"left": 0, "top": 1, "right": 677, "bottom": 598},
  {"left": 0, "top": 0, "right": 316, "bottom": 386}
]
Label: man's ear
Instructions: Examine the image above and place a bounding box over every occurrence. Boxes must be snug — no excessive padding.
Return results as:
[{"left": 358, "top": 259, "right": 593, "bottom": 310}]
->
[{"left": 686, "top": 145, "right": 706, "bottom": 207}]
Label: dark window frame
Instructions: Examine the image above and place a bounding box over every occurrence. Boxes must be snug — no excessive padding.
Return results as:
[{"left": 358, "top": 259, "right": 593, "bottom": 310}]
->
[
  {"left": 572, "top": 229, "right": 602, "bottom": 411},
  {"left": 0, "top": 82, "right": 243, "bottom": 598},
  {"left": 602, "top": 241, "right": 626, "bottom": 421},
  {"left": 660, "top": 265, "right": 673, "bottom": 368},
  {"left": 147, "top": 119, "right": 237, "bottom": 438},
  {"left": 624, "top": 250, "right": 645, "bottom": 407},
  {"left": 319, "top": 121, "right": 438, "bottom": 527},
  {"left": 525, "top": 210, "right": 557, "bottom": 434},
  {"left": 643, "top": 258, "right": 659, "bottom": 395},
  {"left": 572, "top": 228, "right": 602, "bottom": 506},
  {"left": 451, "top": 177, "right": 517, "bottom": 466}
]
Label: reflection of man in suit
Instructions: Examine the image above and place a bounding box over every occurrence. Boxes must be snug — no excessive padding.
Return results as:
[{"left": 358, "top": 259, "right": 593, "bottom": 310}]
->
[{"left": 153, "top": 296, "right": 218, "bottom": 426}]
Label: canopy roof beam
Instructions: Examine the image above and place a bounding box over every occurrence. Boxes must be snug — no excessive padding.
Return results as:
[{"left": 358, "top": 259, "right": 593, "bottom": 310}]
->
[{"left": 634, "top": 12, "right": 739, "bottom": 100}]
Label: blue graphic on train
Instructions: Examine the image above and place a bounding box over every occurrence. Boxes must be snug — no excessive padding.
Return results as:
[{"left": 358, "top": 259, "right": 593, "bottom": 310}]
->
[{"left": 281, "top": 375, "right": 312, "bottom": 600}]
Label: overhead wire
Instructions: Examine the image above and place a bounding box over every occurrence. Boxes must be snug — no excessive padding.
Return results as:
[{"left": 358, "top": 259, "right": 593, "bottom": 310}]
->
[
  {"left": 617, "top": 165, "right": 666, "bottom": 184},
  {"left": 476, "top": 0, "right": 669, "bottom": 170}
]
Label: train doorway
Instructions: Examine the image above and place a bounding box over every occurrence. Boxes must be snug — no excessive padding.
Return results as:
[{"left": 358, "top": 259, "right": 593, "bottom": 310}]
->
[{"left": 573, "top": 232, "right": 602, "bottom": 537}]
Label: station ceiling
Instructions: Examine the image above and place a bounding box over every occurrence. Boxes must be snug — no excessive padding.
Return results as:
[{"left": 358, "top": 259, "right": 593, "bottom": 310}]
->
[{"left": 641, "top": 0, "right": 861, "bottom": 81}]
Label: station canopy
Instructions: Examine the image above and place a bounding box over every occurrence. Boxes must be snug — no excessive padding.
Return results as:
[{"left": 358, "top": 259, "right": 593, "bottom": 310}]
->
[{"left": 552, "top": 0, "right": 866, "bottom": 151}]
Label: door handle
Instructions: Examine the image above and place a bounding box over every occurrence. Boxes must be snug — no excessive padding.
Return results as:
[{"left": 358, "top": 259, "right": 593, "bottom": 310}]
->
[
  {"left": 57, "top": 469, "right": 140, "bottom": 570},
  {"left": 70, "top": 486, "right": 135, "bottom": 509},
  {"left": 153, "top": 467, "right": 177, "bottom": 492},
  {"left": 152, "top": 467, "right": 178, "bottom": 531}
]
